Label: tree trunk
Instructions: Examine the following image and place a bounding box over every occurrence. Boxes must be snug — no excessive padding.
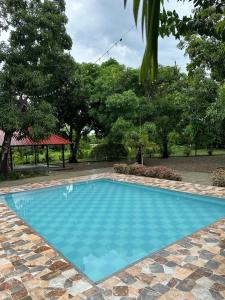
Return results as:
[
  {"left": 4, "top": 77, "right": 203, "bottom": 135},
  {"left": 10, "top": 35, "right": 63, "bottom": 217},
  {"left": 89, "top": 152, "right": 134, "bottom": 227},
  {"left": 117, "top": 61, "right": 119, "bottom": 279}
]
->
[
  {"left": 162, "top": 139, "right": 169, "bottom": 159},
  {"left": 194, "top": 145, "right": 198, "bottom": 156},
  {"left": 69, "top": 129, "right": 81, "bottom": 163},
  {"left": 69, "top": 143, "right": 77, "bottom": 163},
  {"left": 0, "top": 132, "right": 13, "bottom": 176},
  {"left": 136, "top": 145, "right": 142, "bottom": 164},
  {"left": 207, "top": 145, "right": 213, "bottom": 156},
  {"left": 68, "top": 127, "right": 75, "bottom": 163},
  {"left": 141, "top": 145, "right": 144, "bottom": 165}
]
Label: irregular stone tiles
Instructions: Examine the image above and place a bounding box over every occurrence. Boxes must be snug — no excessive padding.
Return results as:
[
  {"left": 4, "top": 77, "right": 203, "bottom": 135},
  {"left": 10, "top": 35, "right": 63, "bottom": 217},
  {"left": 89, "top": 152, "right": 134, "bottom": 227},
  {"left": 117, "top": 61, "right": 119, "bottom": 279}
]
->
[{"left": 0, "top": 173, "right": 225, "bottom": 299}]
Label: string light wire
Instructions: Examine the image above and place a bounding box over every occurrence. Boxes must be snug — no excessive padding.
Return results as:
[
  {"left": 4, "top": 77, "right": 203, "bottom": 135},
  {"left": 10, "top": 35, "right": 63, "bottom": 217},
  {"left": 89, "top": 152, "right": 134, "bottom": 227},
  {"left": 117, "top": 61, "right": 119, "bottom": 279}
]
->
[
  {"left": 29, "top": 21, "right": 138, "bottom": 98},
  {"left": 94, "top": 22, "right": 137, "bottom": 64}
]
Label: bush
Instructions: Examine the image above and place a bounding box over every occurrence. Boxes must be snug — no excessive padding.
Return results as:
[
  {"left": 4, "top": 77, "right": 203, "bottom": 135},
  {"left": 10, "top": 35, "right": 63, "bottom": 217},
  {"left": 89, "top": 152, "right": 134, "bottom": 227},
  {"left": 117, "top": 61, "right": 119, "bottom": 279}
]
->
[
  {"left": 91, "top": 143, "right": 128, "bottom": 161},
  {"left": 0, "top": 171, "right": 21, "bottom": 181},
  {"left": 0, "top": 170, "right": 49, "bottom": 182},
  {"left": 212, "top": 168, "right": 225, "bottom": 187},
  {"left": 128, "top": 164, "right": 146, "bottom": 176},
  {"left": 114, "top": 164, "right": 130, "bottom": 174},
  {"left": 114, "top": 163, "right": 182, "bottom": 181}
]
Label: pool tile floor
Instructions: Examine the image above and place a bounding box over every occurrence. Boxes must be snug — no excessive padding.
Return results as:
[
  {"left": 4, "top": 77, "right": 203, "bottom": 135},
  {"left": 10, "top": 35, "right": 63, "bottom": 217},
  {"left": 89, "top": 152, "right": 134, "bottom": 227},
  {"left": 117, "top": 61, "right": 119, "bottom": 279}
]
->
[{"left": 1, "top": 173, "right": 225, "bottom": 299}]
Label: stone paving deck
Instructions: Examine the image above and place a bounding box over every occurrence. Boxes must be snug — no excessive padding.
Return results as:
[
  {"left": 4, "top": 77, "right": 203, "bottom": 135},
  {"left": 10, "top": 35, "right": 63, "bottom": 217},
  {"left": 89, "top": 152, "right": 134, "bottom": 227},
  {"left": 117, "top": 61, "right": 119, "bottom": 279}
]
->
[{"left": 0, "top": 173, "right": 225, "bottom": 299}]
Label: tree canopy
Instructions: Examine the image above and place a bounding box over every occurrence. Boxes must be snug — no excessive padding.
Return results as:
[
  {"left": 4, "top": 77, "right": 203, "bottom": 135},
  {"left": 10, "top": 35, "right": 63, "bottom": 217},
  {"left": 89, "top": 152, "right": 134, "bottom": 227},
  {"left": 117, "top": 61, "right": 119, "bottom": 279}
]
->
[
  {"left": 125, "top": 0, "right": 224, "bottom": 82},
  {"left": 0, "top": 0, "right": 224, "bottom": 171},
  {"left": 0, "top": 0, "right": 73, "bottom": 174}
]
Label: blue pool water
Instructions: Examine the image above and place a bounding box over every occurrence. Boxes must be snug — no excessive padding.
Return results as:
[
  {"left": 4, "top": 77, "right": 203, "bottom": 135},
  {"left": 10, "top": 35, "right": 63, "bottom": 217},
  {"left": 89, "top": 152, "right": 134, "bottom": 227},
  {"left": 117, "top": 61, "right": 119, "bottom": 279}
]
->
[{"left": 3, "top": 179, "right": 225, "bottom": 282}]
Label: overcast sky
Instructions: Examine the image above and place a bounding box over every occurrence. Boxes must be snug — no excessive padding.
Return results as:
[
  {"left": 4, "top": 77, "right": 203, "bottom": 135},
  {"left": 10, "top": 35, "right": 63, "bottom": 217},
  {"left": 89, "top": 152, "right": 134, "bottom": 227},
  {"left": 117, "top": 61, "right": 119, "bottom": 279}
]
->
[
  {"left": 0, "top": 1, "right": 193, "bottom": 72},
  {"left": 65, "top": 0, "right": 193, "bottom": 72}
]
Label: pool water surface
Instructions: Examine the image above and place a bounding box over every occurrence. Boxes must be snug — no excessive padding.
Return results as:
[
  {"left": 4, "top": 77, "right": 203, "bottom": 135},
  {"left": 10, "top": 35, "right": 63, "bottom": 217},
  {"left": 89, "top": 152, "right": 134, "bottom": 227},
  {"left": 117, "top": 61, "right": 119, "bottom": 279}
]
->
[{"left": 3, "top": 179, "right": 225, "bottom": 282}]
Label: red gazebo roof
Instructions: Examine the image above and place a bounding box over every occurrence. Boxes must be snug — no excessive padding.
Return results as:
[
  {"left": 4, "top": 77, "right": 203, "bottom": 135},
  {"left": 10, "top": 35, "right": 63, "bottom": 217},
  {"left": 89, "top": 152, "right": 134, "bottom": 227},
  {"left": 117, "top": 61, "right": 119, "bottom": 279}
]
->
[{"left": 0, "top": 130, "right": 71, "bottom": 147}]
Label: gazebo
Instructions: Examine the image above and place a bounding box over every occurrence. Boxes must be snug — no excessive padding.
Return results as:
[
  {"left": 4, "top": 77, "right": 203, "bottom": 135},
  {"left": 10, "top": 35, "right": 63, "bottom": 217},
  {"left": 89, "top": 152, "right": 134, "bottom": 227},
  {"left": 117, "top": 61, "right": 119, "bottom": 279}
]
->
[{"left": 0, "top": 130, "right": 71, "bottom": 170}]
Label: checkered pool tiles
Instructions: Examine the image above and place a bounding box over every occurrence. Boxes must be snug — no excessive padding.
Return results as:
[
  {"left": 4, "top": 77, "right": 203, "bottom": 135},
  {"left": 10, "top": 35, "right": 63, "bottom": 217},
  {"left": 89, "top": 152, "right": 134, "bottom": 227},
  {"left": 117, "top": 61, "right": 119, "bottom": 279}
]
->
[{"left": 1, "top": 173, "right": 225, "bottom": 299}]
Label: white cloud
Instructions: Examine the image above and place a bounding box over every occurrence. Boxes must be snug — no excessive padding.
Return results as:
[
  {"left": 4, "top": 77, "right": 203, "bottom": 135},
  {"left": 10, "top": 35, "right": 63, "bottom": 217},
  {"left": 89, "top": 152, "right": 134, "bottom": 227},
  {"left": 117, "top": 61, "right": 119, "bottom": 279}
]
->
[
  {"left": 65, "top": 0, "right": 193, "bottom": 72},
  {"left": 0, "top": 1, "right": 193, "bottom": 72}
]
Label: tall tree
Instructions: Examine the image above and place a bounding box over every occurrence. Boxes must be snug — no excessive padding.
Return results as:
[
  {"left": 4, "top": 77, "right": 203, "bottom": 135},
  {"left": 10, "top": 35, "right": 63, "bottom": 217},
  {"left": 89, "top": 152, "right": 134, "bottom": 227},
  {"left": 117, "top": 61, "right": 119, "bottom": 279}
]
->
[
  {"left": 176, "top": 3, "right": 225, "bottom": 82},
  {"left": 90, "top": 59, "right": 129, "bottom": 136},
  {"left": 180, "top": 69, "right": 219, "bottom": 154},
  {"left": 149, "top": 66, "right": 186, "bottom": 158},
  {"left": 103, "top": 93, "right": 153, "bottom": 164},
  {"left": 57, "top": 62, "right": 99, "bottom": 163},
  {"left": 0, "top": 0, "right": 73, "bottom": 175},
  {"left": 90, "top": 59, "right": 149, "bottom": 137},
  {"left": 179, "top": 35, "right": 225, "bottom": 82}
]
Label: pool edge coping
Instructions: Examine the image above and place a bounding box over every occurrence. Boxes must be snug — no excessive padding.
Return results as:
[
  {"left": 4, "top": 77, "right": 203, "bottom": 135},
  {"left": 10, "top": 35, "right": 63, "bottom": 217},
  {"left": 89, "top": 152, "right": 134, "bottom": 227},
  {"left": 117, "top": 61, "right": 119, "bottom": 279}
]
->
[{"left": 1, "top": 173, "right": 225, "bottom": 299}]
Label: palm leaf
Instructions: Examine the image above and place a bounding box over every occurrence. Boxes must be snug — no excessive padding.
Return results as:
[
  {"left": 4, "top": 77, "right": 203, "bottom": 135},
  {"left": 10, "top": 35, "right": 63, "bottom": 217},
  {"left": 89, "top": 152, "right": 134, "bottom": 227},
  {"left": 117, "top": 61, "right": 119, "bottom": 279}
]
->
[
  {"left": 133, "top": 0, "right": 141, "bottom": 25},
  {"left": 124, "top": 0, "right": 163, "bottom": 82}
]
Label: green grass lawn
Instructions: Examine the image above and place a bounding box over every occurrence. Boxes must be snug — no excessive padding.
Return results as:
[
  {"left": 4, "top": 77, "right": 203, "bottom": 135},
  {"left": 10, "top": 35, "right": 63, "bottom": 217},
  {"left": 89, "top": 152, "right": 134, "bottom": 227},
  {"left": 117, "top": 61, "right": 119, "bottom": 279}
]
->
[
  {"left": 12, "top": 148, "right": 71, "bottom": 165},
  {"left": 170, "top": 146, "right": 225, "bottom": 157},
  {"left": 11, "top": 145, "right": 225, "bottom": 166}
]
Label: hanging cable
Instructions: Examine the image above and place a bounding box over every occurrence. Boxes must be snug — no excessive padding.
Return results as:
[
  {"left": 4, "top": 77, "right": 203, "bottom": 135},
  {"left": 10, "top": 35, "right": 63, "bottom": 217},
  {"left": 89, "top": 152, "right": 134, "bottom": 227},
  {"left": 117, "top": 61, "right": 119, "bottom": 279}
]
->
[
  {"left": 23, "top": 21, "right": 138, "bottom": 99},
  {"left": 94, "top": 21, "right": 137, "bottom": 64}
]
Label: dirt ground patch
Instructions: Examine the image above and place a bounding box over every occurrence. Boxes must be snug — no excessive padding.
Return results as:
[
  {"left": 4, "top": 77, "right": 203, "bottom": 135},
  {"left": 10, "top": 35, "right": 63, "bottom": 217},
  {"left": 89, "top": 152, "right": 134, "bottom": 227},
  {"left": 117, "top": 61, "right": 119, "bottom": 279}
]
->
[
  {"left": 65, "top": 155, "right": 225, "bottom": 173},
  {"left": 1, "top": 155, "right": 224, "bottom": 188},
  {"left": 144, "top": 155, "right": 225, "bottom": 173}
]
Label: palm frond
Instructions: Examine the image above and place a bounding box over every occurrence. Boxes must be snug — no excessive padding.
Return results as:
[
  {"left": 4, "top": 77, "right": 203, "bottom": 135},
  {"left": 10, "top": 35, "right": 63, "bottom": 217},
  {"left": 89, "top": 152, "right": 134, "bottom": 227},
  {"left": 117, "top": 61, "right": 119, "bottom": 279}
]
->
[
  {"left": 133, "top": 0, "right": 141, "bottom": 25},
  {"left": 124, "top": 0, "right": 163, "bottom": 82}
]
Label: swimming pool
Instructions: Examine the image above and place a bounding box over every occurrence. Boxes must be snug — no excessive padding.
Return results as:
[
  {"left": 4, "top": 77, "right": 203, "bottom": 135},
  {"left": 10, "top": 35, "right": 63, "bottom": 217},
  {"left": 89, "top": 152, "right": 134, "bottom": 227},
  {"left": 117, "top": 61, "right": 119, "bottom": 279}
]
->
[{"left": 3, "top": 179, "right": 225, "bottom": 282}]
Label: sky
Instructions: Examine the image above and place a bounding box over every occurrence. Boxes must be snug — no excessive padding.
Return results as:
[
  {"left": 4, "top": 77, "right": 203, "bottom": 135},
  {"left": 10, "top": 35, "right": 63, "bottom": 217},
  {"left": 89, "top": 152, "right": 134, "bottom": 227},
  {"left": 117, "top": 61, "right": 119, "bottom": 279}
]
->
[
  {"left": 65, "top": 0, "right": 194, "bottom": 72},
  {"left": 0, "top": 0, "right": 193, "bottom": 72}
]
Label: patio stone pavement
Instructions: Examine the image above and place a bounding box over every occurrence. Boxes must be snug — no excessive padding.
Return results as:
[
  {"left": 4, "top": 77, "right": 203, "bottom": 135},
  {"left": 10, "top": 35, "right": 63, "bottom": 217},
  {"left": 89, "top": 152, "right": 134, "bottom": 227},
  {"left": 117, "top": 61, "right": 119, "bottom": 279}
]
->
[{"left": 0, "top": 173, "right": 225, "bottom": 299}]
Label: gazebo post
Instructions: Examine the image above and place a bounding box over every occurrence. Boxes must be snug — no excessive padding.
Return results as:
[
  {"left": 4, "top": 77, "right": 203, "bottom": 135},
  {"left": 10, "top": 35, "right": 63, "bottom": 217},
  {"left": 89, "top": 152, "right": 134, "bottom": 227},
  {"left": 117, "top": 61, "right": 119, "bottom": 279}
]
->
[
  {"left": 10, "top": 147, "right": 13, "bottom": 171},
  {"left": 0, "top": 131, "right": 70, "bottom": 169},
  {"left": 46, "top": 145, "right": 49, "bottom": 168},
  {"left": 34, "top": 146, "right": 37, "bottom": 165},
  {"left": 62, "top": 145, "right": 65, "bottom": 168}
]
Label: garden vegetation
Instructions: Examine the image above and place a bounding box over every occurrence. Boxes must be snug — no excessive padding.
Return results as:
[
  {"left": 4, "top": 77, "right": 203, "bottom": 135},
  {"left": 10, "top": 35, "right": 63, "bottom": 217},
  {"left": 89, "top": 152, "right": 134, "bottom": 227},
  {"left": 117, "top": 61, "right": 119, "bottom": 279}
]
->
[
  {"left": 0, "top": 0, "right": 224, "bottom": 180},
  {"left": 114, "top": 163, "right": 182, "bottom": 181}
]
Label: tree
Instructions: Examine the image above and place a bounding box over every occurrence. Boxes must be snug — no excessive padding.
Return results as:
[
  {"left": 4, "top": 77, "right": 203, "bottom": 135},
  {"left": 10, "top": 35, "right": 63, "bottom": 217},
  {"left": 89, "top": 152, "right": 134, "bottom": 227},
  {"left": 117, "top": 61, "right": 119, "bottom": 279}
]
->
[
  {"left": 180, "top": 69, "right": 219, "bottom": 155},
  {"left": 124, "top": 0, "right": 223, "bottom": 82},
  {"left": 89, "top": 59, "right": 154, "bottom": 162},
  {"left": 90, "top": 60, "right": 188, "bottom": 161},
  {"left": 106, "top": 90, "right": 140, "bottom": 125},
  {"left": 205, "top": 84, "right": 225, "bottom": 150},
  {"left": 179, "top": 36, "right": 225, "bottom": 82},
  {"left": 125, "top": 125, "right": 152, "bottom": 164},
  {"left": 109, "top": 118, "right": 153, "bottom": 164},
  {"left": 177, "top": 5, "right": 225, "bottom": 82},
  {"left": 103, "top": 89, "right": 154, "bottom": 163},
  {"left": 148, "top": 66, "right": 185, "bottom": 158},
  {"left": 0, "top": 0, "right": 73, "bottom": 175},
  {"left": 57, "top": 62, "right": 99, "bottom": 163},
  {"left": 109, "top": 118, "right": 133, "bottom": 144},
  {"left": 90, "top": 59, "right": 134, "bottom": 136}
]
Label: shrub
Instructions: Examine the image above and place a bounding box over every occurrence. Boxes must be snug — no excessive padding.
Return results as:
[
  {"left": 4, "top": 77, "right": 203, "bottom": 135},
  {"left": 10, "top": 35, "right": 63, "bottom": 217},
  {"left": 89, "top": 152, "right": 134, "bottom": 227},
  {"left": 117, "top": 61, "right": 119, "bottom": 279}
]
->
[
  {"left": 128, "top": 164, "right": 146, "bottom": 176},
  {"left": 0, "top": 170, "right": 49, "bottom": 182},
  {"left": 212, "top": 168, "right": 225, "bottom": 187},
  {"left": 143, "top": 167, "right": 158, "bottom": 178},
  {"left": 114, "top": 163, "right": 182, "bottom": 181},
  {"left": 155, "top": 166, "right": 181, "bottom": 181},
  {"left": 114, "top": 164, "right": 130, "bottom": 174},
  {"left": 144, "top": 165, "right": 182, "bottom": 181},
  {"left": 91, "top": 143, "right": 128, "bottom": 161}
]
